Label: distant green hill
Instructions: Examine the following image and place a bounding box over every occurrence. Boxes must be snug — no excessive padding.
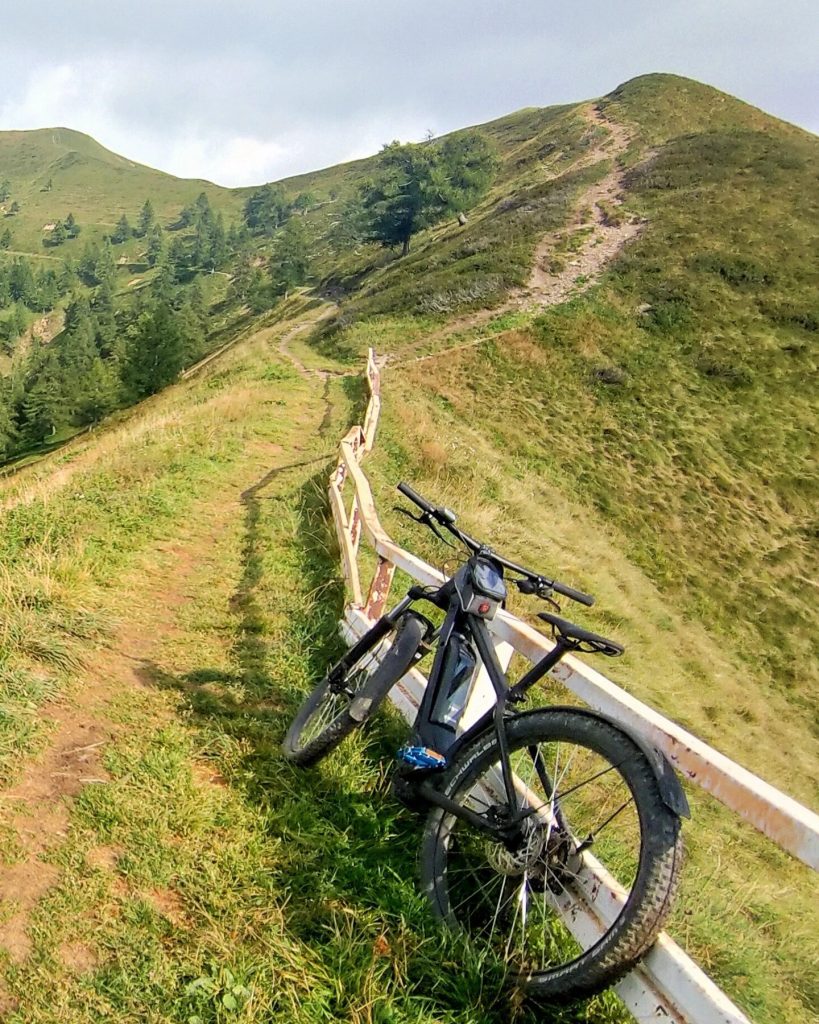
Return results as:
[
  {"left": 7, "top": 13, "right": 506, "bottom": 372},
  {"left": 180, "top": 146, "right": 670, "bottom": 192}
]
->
[{"left": 0, "top": 127, "right": 242, "bottom": 254}]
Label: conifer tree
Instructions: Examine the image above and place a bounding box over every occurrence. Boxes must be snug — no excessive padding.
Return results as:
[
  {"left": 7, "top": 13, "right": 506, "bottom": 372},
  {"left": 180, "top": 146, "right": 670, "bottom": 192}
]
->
[
  {"left": 20, "top": 349, "right": 68, "bottom": 442},
  {"left": 77, "top": 356, "right": 118, "bottom": 423},
  {"left": 45, "top": 220, "right": 67, "bottom": 247},
  {"left": 125, "top": 303, "right": 185, "bottom": 398},
  {"left": 9, "top": 258, "right": 36, "bottom": 305},
  {"left": 361, "top": 132, "right": 496, "bottom": 255},
  {"left": 78, "top": 242, "right": 100, "bottom": 286},
  {"left": 91, "top": 281, "right": 118, "bottom": 358},
  {"left": 137, "top": 199, "right": 155, "bottom": 237},
  {"left": 112, "top": 213, "right": 132, "bottom": 244},
  {"left": 94, "top": 241, "right": 117, "bottom": 286},
  {"left": 59, "top": 258, "right": 76, "bottom": 293},
  {"left": 146, "top": 223, "right": 164, "bottom": 267},
  {"left": 35, "top": 269, "right": 59, "bottom": 310},
  {"left": 270, "top": 218, "right": 309, "bottom": 296},
  {"left": 0, "top": 380, "right": 16, "bottom": 460},
  {"left": 243, "top": 184, "right": 289, "bottom": 235}
]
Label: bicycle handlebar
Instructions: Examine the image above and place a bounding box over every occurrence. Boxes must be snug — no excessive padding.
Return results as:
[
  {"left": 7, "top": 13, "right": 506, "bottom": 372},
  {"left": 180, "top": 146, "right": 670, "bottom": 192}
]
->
[{"left": 396, "top": 481, "right": 594, "bottom": 607}]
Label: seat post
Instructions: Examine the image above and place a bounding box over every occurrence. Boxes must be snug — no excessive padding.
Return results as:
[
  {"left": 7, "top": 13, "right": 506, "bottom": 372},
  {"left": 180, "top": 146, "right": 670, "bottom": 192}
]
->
[{"left": 508, "top": 636, "right": 573, "bottom": 700}]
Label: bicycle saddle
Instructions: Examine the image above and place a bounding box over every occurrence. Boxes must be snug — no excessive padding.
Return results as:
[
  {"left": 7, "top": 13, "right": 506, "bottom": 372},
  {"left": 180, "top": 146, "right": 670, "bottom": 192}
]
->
[{"left": 537, "top": 612, "right": 624, "bottom": 657}]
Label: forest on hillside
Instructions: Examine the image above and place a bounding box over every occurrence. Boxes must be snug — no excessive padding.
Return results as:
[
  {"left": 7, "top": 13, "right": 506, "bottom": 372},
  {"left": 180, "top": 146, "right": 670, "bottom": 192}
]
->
[{"left": 0, "top": 132, "right": 494, "bottom": 465}]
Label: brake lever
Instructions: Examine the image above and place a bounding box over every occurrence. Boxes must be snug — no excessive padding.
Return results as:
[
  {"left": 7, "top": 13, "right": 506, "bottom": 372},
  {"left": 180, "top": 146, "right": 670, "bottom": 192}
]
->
[
  {"left": 394, "top": 505, "right": 425, "bottom": 523},
  {"left": 393, "top": 505, "right": 456, "bottom": 548},
  {"left": 425, "top": 515, "right": 456, "bottom": 548},
  {"left": 542, "top": 593, "right": 561, "bottom": 613},
  {"left": 515, "top": 576, "right": 561, "bottom": 612}
]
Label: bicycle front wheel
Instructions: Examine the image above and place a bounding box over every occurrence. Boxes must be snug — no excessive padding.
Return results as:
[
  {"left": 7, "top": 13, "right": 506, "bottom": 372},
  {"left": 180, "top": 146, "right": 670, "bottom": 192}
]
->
[
  {"left": 420, "top": 708, "right": 682, "bottom": 1001},
  {"left": 283, "top": 611, "right": 427, "bottom": 767}
]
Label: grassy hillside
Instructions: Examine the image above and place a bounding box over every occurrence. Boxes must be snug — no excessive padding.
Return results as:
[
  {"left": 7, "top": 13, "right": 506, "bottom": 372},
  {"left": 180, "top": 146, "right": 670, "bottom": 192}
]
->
[
  {"left": 0, "top": 128, "right": 242, "bottom": 253},
  {"left": 0, "top": 72, "right": 817, "bottom": 1024}
]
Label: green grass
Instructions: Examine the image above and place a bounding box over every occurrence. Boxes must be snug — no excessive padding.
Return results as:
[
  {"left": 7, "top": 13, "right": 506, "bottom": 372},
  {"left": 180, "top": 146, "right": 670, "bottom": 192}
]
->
[{"left": 360, "top": 375, "right": 819, "bottom": 1024}]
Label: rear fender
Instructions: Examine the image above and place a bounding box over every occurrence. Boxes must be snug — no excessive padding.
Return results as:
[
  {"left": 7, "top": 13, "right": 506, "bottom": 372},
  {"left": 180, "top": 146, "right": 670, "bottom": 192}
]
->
[{"left": 513, "top": 707, "right": 691, "bottom": 819}]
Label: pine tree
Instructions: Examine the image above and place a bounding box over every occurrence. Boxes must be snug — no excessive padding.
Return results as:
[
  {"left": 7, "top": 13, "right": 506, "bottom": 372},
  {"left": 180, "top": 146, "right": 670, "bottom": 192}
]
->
[
  {"left": 20, "top": 349, "right": 69, "bottom": 442},
  {"left": 0, "top": 181, "right": 10, "bottom": 202},
  {"left": 243, "top": 184, "right": 289, "bottom": 235},
  {"left": 9, "top": 258, "right": 36, "bottom": 305},
  {"left": 0, "top": 228, "right": 11, "bottom": 250},
  {"left": 65, "top": 212, "right": 80, "bottom": 238},
  {"left": 91, "top": 281, "right": 118, "bottom": 358},
  {"left": 59, "top": 258, "right": 77, "bottom": 293},
  {"left": 63, "top": 295, "right": 93, "bottom": 334},
  {"left": 361, "top": 132, "right": 496, "bottom": 255},
  {"left": 94, "top": 241, "right": 117, "bottom": 286},
  {"left": 176, "top": 301, "right": 206, "bottom": 364},
  {"left": 271, "top": 217, "right": 309, "bottom": 296},
  {"left": 292, "top": 192, "right": 316, "bottom": 216},
  {"left": 45, "top": 220, "right": 67, "bottom": 248},
  {"left": 35, "top": 269, "right": 59, "bottom": 311},
  {"left": 125, "top": 303, "right": 184, "bottom": 398},
  {"left": 77, "top": 356, "right": 118, "bottom": 424},
  {"left": 58, "top": 314, "right": 99, "bottom": 415},
  {"left": 146, "top": 224, "right": 164, "bottom": 267},
  {"left": 78, "top": 242, "right": 100, "bottom": 286},
  {"left": 137, "top": 199, "right": 155, "bottom": 237},
  {"left": 112, "top": 213, "right": 132, "bottom": 244},
  {"left": 0, "top": 379, "right": 16, "bottom": 460},
  {"left": 166, "top": 237, "right": 188, "bottom": 282}
]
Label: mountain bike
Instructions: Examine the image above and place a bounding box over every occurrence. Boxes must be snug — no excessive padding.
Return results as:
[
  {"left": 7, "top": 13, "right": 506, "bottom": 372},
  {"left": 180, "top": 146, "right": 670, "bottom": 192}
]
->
[{"left": 283, "top": 482, "right": 688, "bottom": 1001}]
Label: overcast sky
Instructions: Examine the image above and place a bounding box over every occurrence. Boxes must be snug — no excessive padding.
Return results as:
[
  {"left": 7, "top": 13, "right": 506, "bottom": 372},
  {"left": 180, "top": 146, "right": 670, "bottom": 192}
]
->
[{"left": 0, "top": 1, "right": 816, "bottom": 188}]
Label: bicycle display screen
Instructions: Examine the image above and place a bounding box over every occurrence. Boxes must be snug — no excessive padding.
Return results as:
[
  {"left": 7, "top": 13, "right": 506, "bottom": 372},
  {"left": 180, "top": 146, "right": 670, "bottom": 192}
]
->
[{"left": 456, "top": 558, "right": 507, "bottom": 618}]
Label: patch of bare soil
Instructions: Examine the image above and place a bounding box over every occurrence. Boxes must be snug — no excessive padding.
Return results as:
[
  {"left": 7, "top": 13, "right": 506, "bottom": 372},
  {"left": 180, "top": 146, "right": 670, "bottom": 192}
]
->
[
  {"left": 60, "top": 939, "right": 98, "bottom": 974},
  {"left": 0, "top": 711, "right": 112, "bottom": 962},
  {"left": 85, "top": 844, "right": 123, "bottom": 873},
  {"left": 145, "top": 887, "right": 188, "bottom": 927}
]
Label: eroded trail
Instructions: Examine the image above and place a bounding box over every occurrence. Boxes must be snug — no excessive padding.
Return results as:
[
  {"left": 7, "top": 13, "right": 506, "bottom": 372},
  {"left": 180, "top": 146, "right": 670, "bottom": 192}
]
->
[
  {"left": 390, "top": 104, "right": 642, "bottom": 369},
  {"left": 0, "top": 344, "right": 350, "bottom": 1017},
  {"left": 522, "top": 104, "right": 642, "bottom": 308}
]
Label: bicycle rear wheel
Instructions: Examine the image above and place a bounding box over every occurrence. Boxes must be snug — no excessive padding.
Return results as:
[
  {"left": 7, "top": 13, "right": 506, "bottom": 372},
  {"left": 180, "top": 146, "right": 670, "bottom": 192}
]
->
[
  {"left": 420, "top": 708, "right": 682, "bottom": 1001},
  {"left": 283, "top": 612, "right": 427, "bottom": 767}
]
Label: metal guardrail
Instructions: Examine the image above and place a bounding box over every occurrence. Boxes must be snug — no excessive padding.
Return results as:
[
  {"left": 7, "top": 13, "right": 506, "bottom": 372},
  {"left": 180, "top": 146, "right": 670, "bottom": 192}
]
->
[{"left": 327, "top": 348, "right": 819, "bottom": 1024}]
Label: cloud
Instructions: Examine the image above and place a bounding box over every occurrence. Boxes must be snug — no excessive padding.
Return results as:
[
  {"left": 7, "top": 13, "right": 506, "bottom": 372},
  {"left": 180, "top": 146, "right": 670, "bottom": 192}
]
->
[{"left": 0, "top": 1, "right": 815, "bottom": 187}]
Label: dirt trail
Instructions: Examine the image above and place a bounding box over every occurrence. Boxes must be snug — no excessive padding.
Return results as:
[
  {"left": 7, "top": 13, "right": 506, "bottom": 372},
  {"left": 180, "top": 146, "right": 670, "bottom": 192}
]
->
[
  {"left": 389, "top": 104, "right": 642, "bottom": 370},
  {"left": 0, "top": 368, "right": 332, "bottom": 975},
  {"left": 522, "top": 105, "right": 642, "bottom": 308},
  {"left": 0, "top": 506, "right": 237, "bottom": 966}
]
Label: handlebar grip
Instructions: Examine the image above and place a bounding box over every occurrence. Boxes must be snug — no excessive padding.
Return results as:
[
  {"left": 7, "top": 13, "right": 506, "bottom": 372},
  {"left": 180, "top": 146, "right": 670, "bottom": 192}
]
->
[
  {"left": 397, "top": 481, "right": 436, "bottom": 515},
  {"left": 552, "top": 580, "right": 595, "bottom": 607}
]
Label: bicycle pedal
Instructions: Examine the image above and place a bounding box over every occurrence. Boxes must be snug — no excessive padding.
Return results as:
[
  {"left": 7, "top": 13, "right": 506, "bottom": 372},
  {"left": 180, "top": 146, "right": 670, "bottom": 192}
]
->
[{"left": 396, "top": 745, "right": 447, "bottom": 770}]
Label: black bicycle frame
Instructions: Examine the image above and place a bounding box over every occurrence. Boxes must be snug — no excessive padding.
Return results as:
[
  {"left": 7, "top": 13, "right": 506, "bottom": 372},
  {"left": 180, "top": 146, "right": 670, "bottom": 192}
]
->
[{"left": 398, "top": 574, "right": 573, "bottom": 831}]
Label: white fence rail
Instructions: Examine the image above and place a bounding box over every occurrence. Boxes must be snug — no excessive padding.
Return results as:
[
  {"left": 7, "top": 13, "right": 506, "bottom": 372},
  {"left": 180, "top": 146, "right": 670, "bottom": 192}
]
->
[{"left": 327, "top": 348, "right": 819, "bottom": 1024}]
